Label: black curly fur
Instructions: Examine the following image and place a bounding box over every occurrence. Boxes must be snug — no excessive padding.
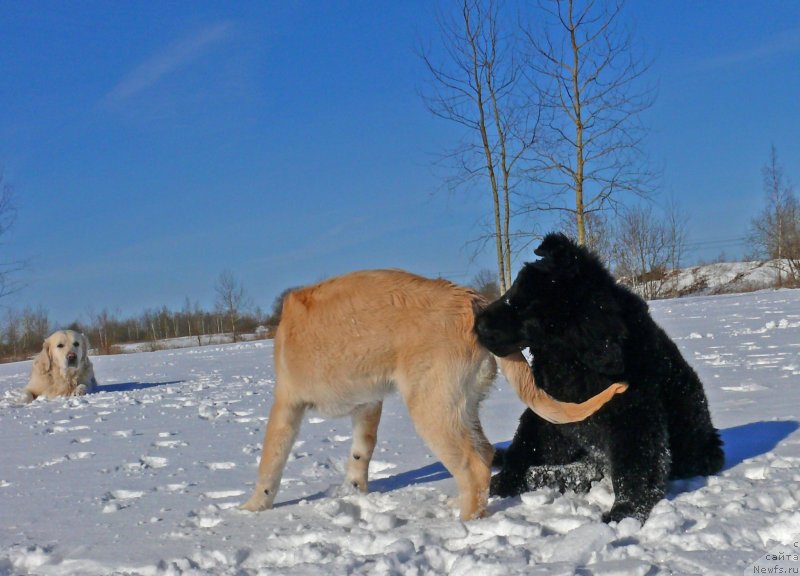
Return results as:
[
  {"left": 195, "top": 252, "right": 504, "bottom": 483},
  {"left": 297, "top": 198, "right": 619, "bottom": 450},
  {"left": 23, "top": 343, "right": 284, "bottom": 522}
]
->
[{"left": 475, "top": 232, "right": 724, "bottom": 523}]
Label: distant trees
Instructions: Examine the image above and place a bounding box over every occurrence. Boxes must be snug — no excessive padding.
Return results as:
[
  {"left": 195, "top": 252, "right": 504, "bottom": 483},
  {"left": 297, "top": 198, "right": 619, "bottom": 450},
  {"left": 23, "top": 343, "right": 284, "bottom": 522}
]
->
[
  {"left": 89, "top": 308, "right": 119, "bottom": 355},
  {"left": 1, "top": 306, "right": 49, "bottom": 360},
  {"left": 613, "top": 203, "right": 681, "bottom": 299},
  {"left": 0, "top": 271, "right": 272, "bottom": 362},
  {"left": 470, "top": 268, "right": 501, "bottom": 300},
  {"left": 748, "top": 145, "right": 800, "bottom": 286},
  {"left": 0, "top": 302, "right": 273, "bottom": 363}
]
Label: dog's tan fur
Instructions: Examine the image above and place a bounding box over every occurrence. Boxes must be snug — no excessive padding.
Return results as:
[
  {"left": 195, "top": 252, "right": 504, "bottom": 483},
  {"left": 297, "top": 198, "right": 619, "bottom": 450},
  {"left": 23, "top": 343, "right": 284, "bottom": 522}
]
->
[
  {"left": 241, "top": 270, "right": 626, "bottom": 520},
  {"left": 21, "top": 330, "right": 96, "bottom": 403}
]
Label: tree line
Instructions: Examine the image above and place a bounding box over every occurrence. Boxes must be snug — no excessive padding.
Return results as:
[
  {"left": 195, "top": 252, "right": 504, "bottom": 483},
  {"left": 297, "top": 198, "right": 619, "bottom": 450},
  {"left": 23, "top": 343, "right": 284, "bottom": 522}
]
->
[
  {"left": 0, "top": 272, "right": 286, "bottom": 364},
  {"left": 0, "top": 302, "right": 269, "bottom": 363}
]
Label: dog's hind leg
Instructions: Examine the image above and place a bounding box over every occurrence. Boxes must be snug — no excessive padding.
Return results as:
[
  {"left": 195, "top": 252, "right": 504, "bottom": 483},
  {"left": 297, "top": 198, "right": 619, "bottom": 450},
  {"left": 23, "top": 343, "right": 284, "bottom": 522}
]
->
[
  {"left": 399, "top": 370, "right": 492, "bottom": 521},
  {"left": 345, "top": 401, "right": 383, "bottom": 493},
  {"left": 240, "top": 389, "right": 306, "bottom": 512},
  {"left": 470, "top": 355, "right": 497, "bottom": 471}
]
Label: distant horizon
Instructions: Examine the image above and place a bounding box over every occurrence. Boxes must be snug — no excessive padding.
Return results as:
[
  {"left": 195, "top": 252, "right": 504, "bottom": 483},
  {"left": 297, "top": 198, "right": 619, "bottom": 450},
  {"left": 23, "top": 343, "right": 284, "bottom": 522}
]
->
[{"left": 11, "top": 253, "right": 793, "bottom": 332}]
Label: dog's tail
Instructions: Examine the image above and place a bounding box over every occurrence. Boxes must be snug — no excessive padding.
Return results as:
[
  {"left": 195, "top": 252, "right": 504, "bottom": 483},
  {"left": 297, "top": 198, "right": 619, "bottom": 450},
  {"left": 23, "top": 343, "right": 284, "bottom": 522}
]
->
[{"left": 496, "top": 352, "right": 627, "bottom": 424}]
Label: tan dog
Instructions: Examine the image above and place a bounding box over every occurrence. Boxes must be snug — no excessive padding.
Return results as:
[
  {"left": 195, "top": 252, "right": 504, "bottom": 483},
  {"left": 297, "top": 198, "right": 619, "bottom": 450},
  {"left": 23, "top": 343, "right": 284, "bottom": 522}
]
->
[
  {"left": 240, "top": 270, "right": 626, "bottom": 520},
  {"left": 21, "top": 330, "right": 97, "bottom": 403}
]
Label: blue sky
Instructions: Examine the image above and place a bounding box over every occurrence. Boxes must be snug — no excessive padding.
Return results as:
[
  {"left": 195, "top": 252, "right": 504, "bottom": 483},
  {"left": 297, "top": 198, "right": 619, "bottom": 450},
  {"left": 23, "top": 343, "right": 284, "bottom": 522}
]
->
[{"left": 1, "top": 1, "right": 799, "bottom": 324}]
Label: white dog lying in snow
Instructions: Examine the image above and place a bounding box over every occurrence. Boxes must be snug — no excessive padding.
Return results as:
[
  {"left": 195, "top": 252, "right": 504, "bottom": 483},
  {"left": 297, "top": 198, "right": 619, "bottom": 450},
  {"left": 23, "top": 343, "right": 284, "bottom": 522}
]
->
[{"left": 20, "top": 330, "right": 97, "bottom": 402}]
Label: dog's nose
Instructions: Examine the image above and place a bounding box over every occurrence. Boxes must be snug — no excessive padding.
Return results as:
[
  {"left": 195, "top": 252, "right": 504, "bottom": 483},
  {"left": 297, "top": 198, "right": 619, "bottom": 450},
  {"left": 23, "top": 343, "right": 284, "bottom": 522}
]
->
[{"left": 67, "top": 352, "right": 78, "bottom": 361}]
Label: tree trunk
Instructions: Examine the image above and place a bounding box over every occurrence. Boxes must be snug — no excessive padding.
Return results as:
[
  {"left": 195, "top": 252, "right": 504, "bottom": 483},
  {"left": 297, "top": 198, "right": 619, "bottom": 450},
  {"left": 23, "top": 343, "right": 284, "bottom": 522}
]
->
[{"left": 569, "top": 0, "right": 586, "bottom": 246}]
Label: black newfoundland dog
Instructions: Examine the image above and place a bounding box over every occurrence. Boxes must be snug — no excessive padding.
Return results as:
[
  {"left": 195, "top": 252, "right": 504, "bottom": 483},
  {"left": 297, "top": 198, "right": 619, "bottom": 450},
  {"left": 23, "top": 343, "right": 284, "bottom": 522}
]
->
[{"left": 474, "top": 232, "right": 724, "bottom": 523}]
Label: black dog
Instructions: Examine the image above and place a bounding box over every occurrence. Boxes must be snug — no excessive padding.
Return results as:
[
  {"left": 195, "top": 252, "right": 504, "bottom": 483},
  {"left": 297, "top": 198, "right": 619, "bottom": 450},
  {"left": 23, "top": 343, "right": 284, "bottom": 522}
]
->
[{"left": 474, "top": 233, "right": 724, "bottom": 523}]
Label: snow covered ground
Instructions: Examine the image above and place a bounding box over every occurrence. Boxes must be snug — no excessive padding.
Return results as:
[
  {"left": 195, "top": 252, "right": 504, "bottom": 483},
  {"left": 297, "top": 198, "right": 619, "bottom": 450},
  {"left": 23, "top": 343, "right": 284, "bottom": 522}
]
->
[
  {"left": 643, "top": 259, "right": 795, "bottom": 298},
  {"left": 1, "top": 289, "right": 799, "bottom": 575}
]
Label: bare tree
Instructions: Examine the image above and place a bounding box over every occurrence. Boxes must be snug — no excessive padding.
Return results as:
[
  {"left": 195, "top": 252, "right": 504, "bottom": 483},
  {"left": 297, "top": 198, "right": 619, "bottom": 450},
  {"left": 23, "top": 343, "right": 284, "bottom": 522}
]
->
[
  {"left": 422, "top": 0, "right": 539, "bottom": 292},
  {"left": 470, "top": 268, "right": 501, "bottom": 300},
  {"left": 215, "top": 270, "right": 252, "bottom": 342},
  {"left": 185, "top": 298, "right": 207, "bottom": 346},
  {"left": 523, "top": 0, "right": 654, "bottom": 245},
  {"left": 748, "top": 145, "right": 800, "bottom": 287},
  {"left": 613, "top": 204, "right": 672, "bottom": 299},
  {"left": 664, "top": 193, "right": 690, "bottom": 271},
  {"left": 0, "top": 172, "right": 22, "bottom": 299},
  {"left": 86, "top": 307, "right": 119, "bottom": 354}
]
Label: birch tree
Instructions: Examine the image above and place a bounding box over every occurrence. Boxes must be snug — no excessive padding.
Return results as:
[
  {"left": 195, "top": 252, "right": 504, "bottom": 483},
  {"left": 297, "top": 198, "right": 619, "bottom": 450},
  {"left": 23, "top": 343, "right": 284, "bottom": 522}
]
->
[
  {"left": 523, "top": 0, "right": 654, "bottom": 245},
  {"left": 422, "top": 0, "right": 537, "bottom": 292}
]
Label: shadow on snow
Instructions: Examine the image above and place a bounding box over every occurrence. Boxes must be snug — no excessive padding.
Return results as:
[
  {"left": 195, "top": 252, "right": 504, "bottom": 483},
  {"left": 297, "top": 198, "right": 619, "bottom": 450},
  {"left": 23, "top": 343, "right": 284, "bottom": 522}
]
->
[
  {"left": 720, "top": 419, "right": 799, "bottom": 470},
  {"left": 267, "top": 422, "right": 800, "bottom": 510},
  {"left": 95, "top": 380, "right": 185, "bottom": 393},
  {"left": 363, "top": 422, "right": 799, "bottom": 497}
]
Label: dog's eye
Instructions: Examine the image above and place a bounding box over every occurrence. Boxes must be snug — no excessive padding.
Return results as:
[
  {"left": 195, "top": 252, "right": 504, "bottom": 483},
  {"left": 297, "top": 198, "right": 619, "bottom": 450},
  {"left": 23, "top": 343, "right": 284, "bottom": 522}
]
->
[
  {"left": 74, "top": 342, "right": 80, "bottom": 347},
  {"left": 57, "top": 343, "right": 65, "bottom": 348}
]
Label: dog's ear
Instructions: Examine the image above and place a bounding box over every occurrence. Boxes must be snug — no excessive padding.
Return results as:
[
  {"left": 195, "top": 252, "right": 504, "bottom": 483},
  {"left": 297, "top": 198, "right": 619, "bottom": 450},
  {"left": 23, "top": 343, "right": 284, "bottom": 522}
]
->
[
  {"left": 34, "top": 338, "right": 52, "bottom": 373},
  {"left": 533, "top": 232, "right": 572, "bottom": 259},
  {"left": 533, "top": 232, "right": 581, "bottom": 278}
]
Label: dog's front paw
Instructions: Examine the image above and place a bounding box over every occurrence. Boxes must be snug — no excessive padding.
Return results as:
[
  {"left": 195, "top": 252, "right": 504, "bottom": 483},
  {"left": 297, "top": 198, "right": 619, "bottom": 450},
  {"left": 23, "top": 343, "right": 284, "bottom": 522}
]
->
[
  {"left": 490, "top": 471, "right": 526, "bottom": 497},
  {"left": 74, "top": 384, "right": 88, "bottom": 396},
  {"left": 602, "top": 501, "right": 644, "bottom": 524},
  {"left": 527, "top": 461, "right": 603, "bottom": 494},
  {"left": 525, "top": 466, "right": 568, "bottom": 492}
]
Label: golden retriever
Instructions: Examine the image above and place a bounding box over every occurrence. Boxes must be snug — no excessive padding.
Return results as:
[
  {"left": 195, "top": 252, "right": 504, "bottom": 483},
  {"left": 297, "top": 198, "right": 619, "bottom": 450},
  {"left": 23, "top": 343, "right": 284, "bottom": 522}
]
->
[
  {"left": 21, "top": 330, "right": 97, "bottom": 403},
  {"left": 240, "top": 270, "right": 626, "bottom": 520}
]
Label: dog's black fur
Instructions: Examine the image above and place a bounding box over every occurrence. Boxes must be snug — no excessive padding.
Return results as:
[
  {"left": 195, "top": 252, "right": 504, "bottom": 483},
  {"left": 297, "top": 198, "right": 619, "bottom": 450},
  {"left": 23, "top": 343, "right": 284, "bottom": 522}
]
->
[{"left": 475, "top": 232, "right": 724, "bottom": 523}]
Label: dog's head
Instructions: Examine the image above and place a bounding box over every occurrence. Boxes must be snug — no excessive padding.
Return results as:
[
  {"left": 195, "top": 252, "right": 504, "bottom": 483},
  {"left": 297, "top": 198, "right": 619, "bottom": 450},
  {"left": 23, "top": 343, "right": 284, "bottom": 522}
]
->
[
  {"left": 41, "top": 330, "right": 90, "bottom": 374},
  {"left": 475, "top": 233, "right": 625, "bottom": 370}
]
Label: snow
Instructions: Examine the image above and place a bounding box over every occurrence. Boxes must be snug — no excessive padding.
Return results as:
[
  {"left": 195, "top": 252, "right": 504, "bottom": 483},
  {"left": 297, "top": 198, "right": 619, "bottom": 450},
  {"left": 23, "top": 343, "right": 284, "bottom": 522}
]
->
[{"left": 1, "top": 289, "right": 800, "bottom": 575}]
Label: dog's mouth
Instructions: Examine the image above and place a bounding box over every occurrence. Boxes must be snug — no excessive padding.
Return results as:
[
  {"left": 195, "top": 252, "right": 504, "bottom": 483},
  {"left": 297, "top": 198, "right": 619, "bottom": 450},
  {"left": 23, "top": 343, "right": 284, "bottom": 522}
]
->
[{"left": 66, "top": 352, "right": 78, "bottom": 367}]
